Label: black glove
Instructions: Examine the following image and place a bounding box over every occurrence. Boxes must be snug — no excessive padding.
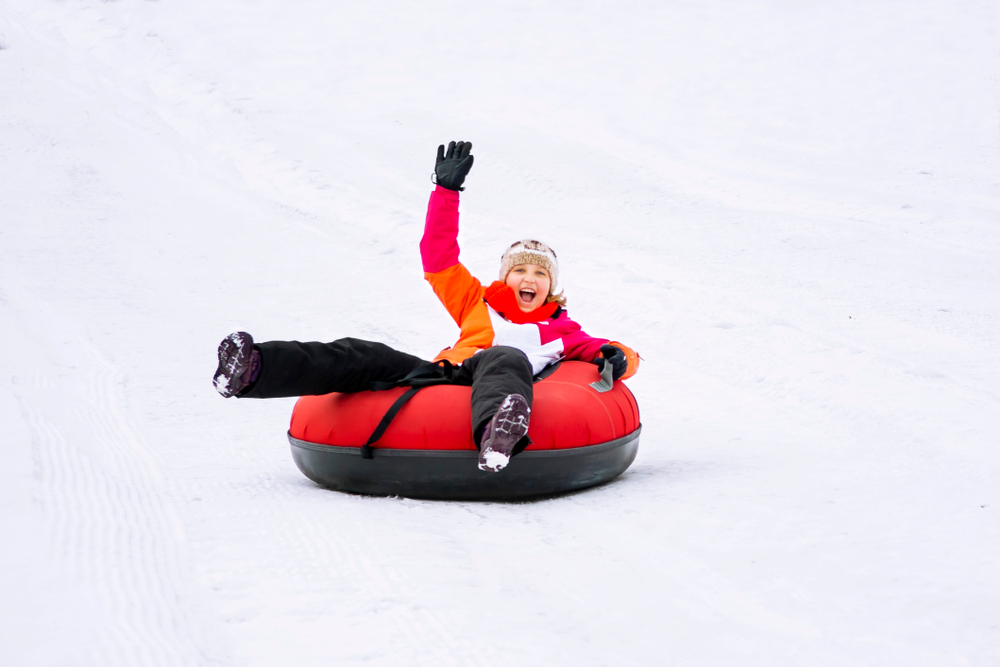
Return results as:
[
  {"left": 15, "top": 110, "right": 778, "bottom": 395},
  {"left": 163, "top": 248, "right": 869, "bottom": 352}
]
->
[
  {"left": 434, "top": 141, "right": 474, "bottom": 191},
  {"left": 594, "top": 344, "right": 627, "bottom": 381}
]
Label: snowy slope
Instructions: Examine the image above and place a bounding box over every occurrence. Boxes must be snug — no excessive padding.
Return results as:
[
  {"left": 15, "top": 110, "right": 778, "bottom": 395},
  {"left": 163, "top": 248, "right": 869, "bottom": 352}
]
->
[{"left": 1, "top": 1, "right": 998, "bottom": 665}]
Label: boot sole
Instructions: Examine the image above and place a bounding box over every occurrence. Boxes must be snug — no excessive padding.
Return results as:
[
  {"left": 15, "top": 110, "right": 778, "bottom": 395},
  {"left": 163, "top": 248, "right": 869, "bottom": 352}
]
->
[
  {"left": 214, "top": 332, "right": 253, "bottom": 397},
  {"left": 478, "top": 394, "right": 531, "bottom": 472}
]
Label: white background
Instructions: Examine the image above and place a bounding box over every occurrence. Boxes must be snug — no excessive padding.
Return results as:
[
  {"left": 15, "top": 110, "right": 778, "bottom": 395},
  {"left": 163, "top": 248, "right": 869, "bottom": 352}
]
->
[{"left": 1, "top": 1, "right": 998, "bottom": 665}]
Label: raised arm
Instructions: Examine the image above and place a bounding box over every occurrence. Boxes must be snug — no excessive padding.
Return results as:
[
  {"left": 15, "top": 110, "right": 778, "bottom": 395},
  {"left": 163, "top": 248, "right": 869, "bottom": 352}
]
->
[
  {"left": 420, "top": 141, "right": 488, "bottom": 328},
  {"left": 420, "top": 185, "right": 461, "bottom": 273}
]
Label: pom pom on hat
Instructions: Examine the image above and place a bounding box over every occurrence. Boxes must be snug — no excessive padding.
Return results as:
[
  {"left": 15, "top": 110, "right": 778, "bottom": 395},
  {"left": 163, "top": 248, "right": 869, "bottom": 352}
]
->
[{"left": 499, "top": 239, "right": 559, "bottom": 291}]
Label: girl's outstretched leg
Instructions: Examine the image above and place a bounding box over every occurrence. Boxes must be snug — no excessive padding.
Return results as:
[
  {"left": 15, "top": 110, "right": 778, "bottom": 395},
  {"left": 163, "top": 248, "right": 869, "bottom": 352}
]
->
[{"left": 214, "top": 333, "right": 429, "bottom": 399}]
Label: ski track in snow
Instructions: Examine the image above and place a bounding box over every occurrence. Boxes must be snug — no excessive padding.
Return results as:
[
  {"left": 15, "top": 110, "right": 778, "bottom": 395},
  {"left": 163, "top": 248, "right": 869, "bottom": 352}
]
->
[
  {"left": 2, "top": 0, "right": 999, "bottom": 665},
  {"left": 2, "top": 279, "right": 214, "bottom": 666}
]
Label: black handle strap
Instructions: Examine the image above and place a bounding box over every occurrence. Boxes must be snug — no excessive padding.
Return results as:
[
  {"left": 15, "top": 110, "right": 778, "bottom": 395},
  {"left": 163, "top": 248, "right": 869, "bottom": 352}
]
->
[
  {"left": 361, "top": 386, "right": 422, "bottom": 459},
  {"left": 360, "top": 360, "right": 460, "bottom": 459}
]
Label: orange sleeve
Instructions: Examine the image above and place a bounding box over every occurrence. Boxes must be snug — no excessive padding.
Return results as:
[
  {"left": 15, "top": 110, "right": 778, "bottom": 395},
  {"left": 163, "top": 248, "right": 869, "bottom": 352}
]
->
[
  {"left": 424, "top": 263, "right": 484, "bottom": 326},
  {"left": 607, "top": 341, "right": 640, "bottom": 380},
  {"left": 425, "top": 263, "right": 495, "bottom": 363}
]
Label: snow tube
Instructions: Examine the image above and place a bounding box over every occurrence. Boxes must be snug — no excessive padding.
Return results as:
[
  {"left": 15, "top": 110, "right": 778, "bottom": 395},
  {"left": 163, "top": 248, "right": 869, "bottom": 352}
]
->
[{"left": 287, "top": 361, "right": 641, "bottom": 500}]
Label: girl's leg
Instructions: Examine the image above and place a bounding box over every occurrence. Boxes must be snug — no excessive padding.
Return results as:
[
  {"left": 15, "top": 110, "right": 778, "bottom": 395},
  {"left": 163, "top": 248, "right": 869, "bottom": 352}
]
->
[
  {"left": 458, "top": 346, "right": 535, "bottom": 455},
  {"left": 241, "top": 337, "right": 430, "bottom": 398}
]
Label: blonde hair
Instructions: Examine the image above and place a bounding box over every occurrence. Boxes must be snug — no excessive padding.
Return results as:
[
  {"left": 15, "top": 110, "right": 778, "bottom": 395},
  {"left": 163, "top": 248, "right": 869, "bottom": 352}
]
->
[{"left": 546, "top": 291, "right": 567, "bottom": 307}]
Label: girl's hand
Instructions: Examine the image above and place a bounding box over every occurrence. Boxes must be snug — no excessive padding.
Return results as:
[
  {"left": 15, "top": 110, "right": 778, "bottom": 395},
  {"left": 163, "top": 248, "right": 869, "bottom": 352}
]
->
[
  {"left": 434, "top": 141, "right": 474, "bottom": 191},
  {"left": 594, "top": 344, "right": 628, "bottom": 381}
]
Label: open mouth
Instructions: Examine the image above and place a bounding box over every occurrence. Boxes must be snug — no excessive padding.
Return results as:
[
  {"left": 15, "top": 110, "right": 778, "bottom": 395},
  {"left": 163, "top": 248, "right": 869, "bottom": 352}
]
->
[{"left": 518, "top": 289, "right": 536, "bottom": 304}]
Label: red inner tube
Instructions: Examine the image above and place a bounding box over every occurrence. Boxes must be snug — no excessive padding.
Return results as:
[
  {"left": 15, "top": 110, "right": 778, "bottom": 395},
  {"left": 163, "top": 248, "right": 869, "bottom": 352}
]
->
[{"left": 289, "top": 361, "right": 640, "bottom": 452}]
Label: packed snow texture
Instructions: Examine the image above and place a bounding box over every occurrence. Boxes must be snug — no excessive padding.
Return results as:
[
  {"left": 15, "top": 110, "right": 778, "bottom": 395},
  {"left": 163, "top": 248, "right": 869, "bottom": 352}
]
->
[{"left": 1, "top": 1, "right": 998, "bottom": 665}]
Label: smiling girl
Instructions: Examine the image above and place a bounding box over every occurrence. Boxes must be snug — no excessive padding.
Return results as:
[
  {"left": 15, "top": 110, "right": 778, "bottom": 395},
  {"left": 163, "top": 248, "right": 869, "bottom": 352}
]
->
[{"left": 214, "top": 141, "right": 639, "bottom": 472}]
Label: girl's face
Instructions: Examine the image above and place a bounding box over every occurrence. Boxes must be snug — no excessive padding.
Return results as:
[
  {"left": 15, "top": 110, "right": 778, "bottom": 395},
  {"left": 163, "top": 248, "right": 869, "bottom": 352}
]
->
[{"left": 505, "top": 263, "right": 552, "bottom": 312}]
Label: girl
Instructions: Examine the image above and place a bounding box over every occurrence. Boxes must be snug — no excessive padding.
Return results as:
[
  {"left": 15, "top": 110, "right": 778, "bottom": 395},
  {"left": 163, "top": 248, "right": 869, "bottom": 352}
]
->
[{"left": 214, "top": 141, "right": 639, "bottom": 472}]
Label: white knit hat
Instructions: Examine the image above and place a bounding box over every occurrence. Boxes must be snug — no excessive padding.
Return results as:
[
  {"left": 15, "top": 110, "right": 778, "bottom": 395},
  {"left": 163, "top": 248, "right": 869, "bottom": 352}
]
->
[{"left": 499, "top": 239, "right": 559, "bottom": 292}]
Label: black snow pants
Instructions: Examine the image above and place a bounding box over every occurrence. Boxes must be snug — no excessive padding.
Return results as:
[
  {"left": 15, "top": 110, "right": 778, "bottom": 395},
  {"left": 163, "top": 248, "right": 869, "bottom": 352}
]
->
[{"left": 241, "top": 338, "right": 534, "bottom": 450}]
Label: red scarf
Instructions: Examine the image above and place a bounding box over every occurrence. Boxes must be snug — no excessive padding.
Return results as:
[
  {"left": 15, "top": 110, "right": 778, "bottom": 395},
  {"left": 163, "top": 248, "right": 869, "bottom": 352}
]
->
[{"left": 483, "top": 281, "right": 558, "bottom": 323}]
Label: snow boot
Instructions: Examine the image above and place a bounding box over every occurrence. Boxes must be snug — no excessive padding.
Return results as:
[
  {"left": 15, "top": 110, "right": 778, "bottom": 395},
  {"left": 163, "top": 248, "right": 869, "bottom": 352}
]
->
[
  {"left": 478, "top": 393, "right": 530, "bottom": 472},
  {"left": 213, "top": 332, "right": 260, "bottom": 398}
]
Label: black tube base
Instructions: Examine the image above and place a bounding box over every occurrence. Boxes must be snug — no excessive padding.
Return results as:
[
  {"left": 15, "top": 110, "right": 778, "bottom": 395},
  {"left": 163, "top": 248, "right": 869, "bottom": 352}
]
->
[{"left": 288, "top": 427, "right": 641, "bottom": 501}]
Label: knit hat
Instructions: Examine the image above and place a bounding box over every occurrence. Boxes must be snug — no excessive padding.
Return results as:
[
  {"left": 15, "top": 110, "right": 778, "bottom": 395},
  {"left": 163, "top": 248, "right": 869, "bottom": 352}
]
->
[{"left": 499, "top": 239, "right": 559, "bottom": 292}]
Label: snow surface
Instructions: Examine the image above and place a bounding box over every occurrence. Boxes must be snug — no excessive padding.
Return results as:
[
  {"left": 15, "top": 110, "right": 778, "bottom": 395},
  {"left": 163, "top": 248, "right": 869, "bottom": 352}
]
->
[{"left": 2, "top": 1, "right": 999, "bottom": 665}]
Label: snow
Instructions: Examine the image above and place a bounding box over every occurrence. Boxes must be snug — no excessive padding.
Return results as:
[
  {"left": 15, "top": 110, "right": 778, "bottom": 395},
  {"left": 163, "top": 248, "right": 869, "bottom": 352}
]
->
[
  {"left": 479, "top": 450, "right": 511, "bottom": 473},
  {"left": 1, "top": 0, "right": 998, "bottom": 664}
]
